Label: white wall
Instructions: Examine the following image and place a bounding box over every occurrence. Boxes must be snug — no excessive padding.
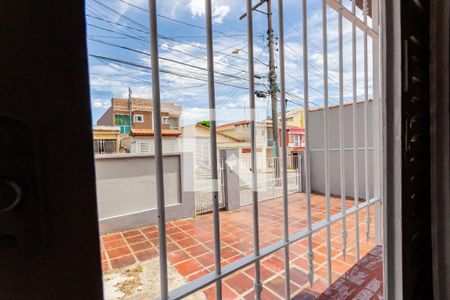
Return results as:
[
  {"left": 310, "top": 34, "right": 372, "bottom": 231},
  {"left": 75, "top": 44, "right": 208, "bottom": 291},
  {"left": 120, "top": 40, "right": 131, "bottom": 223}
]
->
[
  {"left": 130, "top": 136, "right": 179, "bottom": 154},
  {"left": 309, "top": 102, "right": 375, "bottom": 199}
]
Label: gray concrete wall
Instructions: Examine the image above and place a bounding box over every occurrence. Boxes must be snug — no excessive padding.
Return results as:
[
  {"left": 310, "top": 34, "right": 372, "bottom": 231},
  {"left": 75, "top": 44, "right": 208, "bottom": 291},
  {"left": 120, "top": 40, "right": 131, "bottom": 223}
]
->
[
  {"left": 95, "top": 152, "right": 195, "bottom": 234},
  {"left": 309, "top": 102, "right": 375, "bottom": 199}
]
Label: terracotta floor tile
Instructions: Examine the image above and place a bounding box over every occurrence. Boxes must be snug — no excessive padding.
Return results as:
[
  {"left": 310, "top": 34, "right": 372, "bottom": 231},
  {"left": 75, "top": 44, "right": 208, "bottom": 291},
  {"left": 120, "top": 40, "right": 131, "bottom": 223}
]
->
[
  {"left": 263, "top": 255, "right": 285, "bottom": 272},
  {"left": 244, "top": 265, "right": 276, "bottom": 280},
  {"left": 102, "top": 233, "right": 123, "bottom": 243},
  {"left": 220, "top": 247, "right": 239, "bottom": 260},
  {"left": 129, "top": 241, "right": 152, "bottom": 252},
  {"left": 186, "top": 269, "right": 209, "bottom": 282},
  {"left": 135, "top": 249, "right": 158, "bottom": 262},
  {"left": 224, "top": 272, "right": 254, "bottom": 295},
  {"left": 225, "top": 253, "right": 244, "bottom": 264},
  {"left": 196, "top": 253, "right": 215, "bottom": 268},
  {"left": 104, "top": 239, "right": 126, "bottom": 250},
  {"left": 290, "top": 267, "right": 309, "bottom": 287},
  {"left": 100, "top": 193, "right": 381, "bottom": 300},
  {"left": 107, "top": 246, "right": 131, "bottom": 259},
  {"left": 110, "top": 255, "right": 135, "bottom": 269},
  {"left": 175, "top": 259, "right": 204, "bottom": 277},
  {"left": 292, "top": 256, "right": 310, "bottom": 271},
  {"left": 143, "top": 230, "right": 158, "bottom": 240},
  {"left": 177, "top": 237, "right": 199, "bottom": 248},
  {"left": 102, "top": 261, "right": 110, "bottom": 273},
  {"left": 169, "top": 231, "right": 189, "bottom": 242},
  {"left": 168, "top": 250, "right": 190, "bottom": 265},
  {"left": 310, "top": 278, "right": 328, "bottom": 295},
  {"left": 167, "top": 242, "right": 180, "bottom": 253},
  {"left": 122, "top": 229, "right": 141, "bottom": 238},
  {"left": 230, "top": 241, "right": 252, "bottom": 252},
  {"left": 125, "top": 234, "right": 147, "bottom": 245},
  {"left": 243, "top": 286, "right": 282, "bottom": 300},
  {"left": 185, "top": 244, "right": 209, "bottom": 257},
  {"left": 202, "top": 283, "right": 240, "bottom": 300},
  {"left": 292, "top": 288, "right": 320, "bottom": 300},
  {"left": 264, "top": 275, "right": 297, "bottom": 299}
]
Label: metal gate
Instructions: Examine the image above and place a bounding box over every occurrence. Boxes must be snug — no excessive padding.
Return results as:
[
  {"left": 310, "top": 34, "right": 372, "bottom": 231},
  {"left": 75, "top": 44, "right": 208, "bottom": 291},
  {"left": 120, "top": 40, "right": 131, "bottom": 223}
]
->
[
  {"left": 148, "top": 0, "right": 382, "bottom": 299},
  {"left": 195, "top": 158, "right": 226, "bottom": 215},
  {"left": 239, "top": 156, "right": 302, "bottom": 206}
]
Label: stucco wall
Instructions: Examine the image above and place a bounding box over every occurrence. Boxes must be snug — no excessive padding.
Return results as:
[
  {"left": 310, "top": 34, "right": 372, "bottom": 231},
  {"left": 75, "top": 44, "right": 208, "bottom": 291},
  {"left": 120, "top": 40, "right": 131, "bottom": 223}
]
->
[
  {"left": 309, "top": 102, "right": 375, "bottom": 199},
  {"left": 95, "top": 153, "right": 194, "bottom": 233},
  {"left": 130, "top": 136, "right": 180, "bottom": 154}
]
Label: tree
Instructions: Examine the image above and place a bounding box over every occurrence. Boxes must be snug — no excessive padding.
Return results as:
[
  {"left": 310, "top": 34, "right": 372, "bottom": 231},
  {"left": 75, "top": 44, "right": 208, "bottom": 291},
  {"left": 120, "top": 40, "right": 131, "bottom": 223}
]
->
[{"left": 197, "top": 120, "right": 211, "bottom": 127}]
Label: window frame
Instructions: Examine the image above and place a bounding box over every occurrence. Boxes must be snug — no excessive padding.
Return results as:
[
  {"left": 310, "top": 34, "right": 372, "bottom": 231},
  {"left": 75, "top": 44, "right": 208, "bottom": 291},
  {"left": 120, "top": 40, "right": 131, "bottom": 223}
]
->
[{"left": 133, "top": 114, "right": 144, "bottom": 123}]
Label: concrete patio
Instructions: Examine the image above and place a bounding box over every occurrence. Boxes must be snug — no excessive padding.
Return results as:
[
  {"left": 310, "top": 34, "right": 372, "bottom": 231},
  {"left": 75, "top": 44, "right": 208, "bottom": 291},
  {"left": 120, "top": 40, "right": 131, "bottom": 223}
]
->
[{"left": 100, "top": 192, "right": 380, "bottom": 299}]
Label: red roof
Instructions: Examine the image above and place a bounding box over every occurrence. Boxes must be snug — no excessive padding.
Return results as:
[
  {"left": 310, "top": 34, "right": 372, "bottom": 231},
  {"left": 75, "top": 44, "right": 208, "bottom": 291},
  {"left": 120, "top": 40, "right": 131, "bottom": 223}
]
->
[
  {"left": 130, "top": 128, "right": 181, "bottom": 137},
  {"left": 217, "top": 120, "right": 251, "bottom": 128}
]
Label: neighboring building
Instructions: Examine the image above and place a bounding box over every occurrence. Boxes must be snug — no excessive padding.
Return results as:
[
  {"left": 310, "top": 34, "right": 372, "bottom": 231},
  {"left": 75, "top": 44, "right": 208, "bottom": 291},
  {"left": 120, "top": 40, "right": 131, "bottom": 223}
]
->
[
  {"left": 216, "top": 120, "right": 273, "bottom": 164},
  {"left": 285, "top": 108, "right": 305, "bottom": 128},
  {"left": 123, "top": 128, "right": 182, "bottom": 154},
  {"left": 182, "top": 120, "right": 304, "bottom": 172},
  {"left": 97, "top": 97, "right": 182, "bottom": 153},
  {"left": 262, "top": 119, "right": 305, "bottom": 156},
  {"left": 181, "top": 123, "right": 243, "bottom": 172},
  {"left": 92, "top": 126, "right": 120, "bottom": 154}
]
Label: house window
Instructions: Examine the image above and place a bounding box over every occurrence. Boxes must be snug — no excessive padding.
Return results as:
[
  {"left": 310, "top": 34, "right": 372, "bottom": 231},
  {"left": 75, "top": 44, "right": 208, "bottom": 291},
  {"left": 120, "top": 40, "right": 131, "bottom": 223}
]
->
[
  {"left": 115, "top": 114, "right": 131, "bottom": 134},
  {"left": 162, "top": 116, "right": 170, "bottom": 124},
  {"left": 134, "top": 114, "right": 144, "bottom": 123}
]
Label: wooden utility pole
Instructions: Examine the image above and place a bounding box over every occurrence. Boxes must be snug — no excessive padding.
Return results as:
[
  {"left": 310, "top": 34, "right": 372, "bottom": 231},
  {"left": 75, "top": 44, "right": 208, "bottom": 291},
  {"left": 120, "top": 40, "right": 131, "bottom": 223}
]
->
[{"left": 240, "top": 0, "right": 280, "bottom": 180}]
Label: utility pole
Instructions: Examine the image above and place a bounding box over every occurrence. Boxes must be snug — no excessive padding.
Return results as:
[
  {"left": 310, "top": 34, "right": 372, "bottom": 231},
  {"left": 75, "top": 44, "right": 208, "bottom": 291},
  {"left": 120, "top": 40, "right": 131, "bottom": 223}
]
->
[
  {"left": 128, "top": 87, "right": 133, "bottom": 134},
  {"left": 240, "top": 0, "right": 280, "bottom": 181},
  {"left": 266, "top": 0, "right": 280, "bottom": 181}
]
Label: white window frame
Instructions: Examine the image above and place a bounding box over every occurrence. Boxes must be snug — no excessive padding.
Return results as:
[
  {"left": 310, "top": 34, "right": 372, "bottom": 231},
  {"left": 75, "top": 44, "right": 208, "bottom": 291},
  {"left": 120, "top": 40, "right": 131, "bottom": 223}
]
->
[{"left": 133, "top": 114, "right": 144, "bottom": 123}]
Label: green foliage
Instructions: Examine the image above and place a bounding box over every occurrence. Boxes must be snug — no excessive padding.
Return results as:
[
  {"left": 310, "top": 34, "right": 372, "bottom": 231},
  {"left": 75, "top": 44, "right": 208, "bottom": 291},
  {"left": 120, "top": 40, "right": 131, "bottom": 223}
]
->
[{"left": 197, "top": 120, "right": 211, "bottom": 127}]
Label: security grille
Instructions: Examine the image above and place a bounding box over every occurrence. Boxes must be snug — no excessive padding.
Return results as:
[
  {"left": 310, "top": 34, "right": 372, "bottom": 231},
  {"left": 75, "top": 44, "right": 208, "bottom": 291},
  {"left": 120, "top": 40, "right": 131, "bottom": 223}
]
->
[
  {"left": 148, "top": 0, "right": 382, "bottom": 298},
  {"left": 93, "top": 139, "right": 116, "bottom": 154}
]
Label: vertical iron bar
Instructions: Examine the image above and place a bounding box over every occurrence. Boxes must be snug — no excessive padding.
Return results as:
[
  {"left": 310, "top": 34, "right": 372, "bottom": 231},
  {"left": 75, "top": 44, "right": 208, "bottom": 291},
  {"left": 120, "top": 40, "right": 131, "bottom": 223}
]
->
[
  {"left": 371, "top": 0, "right": 382, "bottom": 245},
  {"left": 338, "top": 0, "right": 348, "bottom": 260},
  {"left": 245, "top": 0, "right": 262, "bottom": 298},
  {"left": 321, "top": 0, "right": 332, "bottom": 286},
  {"left": 363, "top": 0, "right": 371, "bottom": 242},
  {"left": 302, "top": 0, "right": 315, "bottom": 287},
  {"left": 277, "top": 0, "right": 291, "bottom": 297},
  {"left": 205, "top": 0, "right": 222, "bottom": 298},
  {"left": 351, "top": 0, "right": 361, "bottom": 261},
  {"left": 148, "top": 0, "right": 168, "bottom": 298}
]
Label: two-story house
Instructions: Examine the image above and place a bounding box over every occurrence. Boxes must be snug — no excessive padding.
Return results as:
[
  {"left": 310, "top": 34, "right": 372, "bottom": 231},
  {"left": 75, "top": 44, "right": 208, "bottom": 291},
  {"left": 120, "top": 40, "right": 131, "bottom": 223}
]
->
[{"left": 97, "top": 97, "right": 182, "bottom": 154}]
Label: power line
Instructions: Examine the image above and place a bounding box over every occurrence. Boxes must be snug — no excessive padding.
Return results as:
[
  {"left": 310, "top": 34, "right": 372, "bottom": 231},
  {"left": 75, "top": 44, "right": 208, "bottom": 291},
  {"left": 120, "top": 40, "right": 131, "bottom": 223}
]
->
[
  {"left": 88, "top": 38, "right": 255, "bottom": 83},
  {"left": 86, "top": 1, "right": 270, "bottom": 67},
  {"left": 114, "top": 0, "right": 244, "bottom": 38},
  {"left": 90, "top": 54, "right": 251, "bottom": 90}
]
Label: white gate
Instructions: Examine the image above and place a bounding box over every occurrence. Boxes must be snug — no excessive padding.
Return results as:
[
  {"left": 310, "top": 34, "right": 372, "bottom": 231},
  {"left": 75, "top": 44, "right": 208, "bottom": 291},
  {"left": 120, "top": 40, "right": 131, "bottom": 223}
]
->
[{"left": 194, "top": 158, "right": 226, "bottom": 215}]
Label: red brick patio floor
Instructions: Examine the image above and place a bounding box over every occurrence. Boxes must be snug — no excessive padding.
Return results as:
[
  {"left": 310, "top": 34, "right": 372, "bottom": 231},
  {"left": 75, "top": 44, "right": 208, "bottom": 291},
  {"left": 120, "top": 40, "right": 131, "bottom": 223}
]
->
[
  {"left": 100, "top": 193, "right": 380, "bottom": 299},
  {"left": 293, "top": 245, "right": 383, "bottom": 300}
]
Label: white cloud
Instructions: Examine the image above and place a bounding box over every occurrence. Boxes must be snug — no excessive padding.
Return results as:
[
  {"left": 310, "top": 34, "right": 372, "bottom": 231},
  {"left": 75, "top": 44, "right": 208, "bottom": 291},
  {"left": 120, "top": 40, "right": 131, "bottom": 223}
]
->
[
  {"left": 92, "top": 99, "right": 110, "bottom": 109},
  {"left": 188, "top": 0, "right": 230, "bottom": 24}
]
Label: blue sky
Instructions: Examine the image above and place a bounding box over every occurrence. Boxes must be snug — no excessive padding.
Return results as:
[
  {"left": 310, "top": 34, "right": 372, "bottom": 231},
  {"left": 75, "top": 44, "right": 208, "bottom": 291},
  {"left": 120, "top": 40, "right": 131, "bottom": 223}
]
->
[{"left": 86, "top": 0, "right": 373, "bottom": 126}]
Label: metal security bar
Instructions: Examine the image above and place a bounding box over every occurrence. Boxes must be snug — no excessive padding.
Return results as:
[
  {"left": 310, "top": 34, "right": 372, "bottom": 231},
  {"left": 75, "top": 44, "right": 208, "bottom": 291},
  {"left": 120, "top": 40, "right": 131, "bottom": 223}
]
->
[
  {"left": 148, "top": 0, "right": 168, "bottom": 298},
  {"left": 205, "top": 0, "right": 223, "bottom": 297},
  {"left": 245, "top": 1, "right": 263, "bottom": 298},
  {"left": 149, "top": 0, "right": 382, "bottom": 298}
]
